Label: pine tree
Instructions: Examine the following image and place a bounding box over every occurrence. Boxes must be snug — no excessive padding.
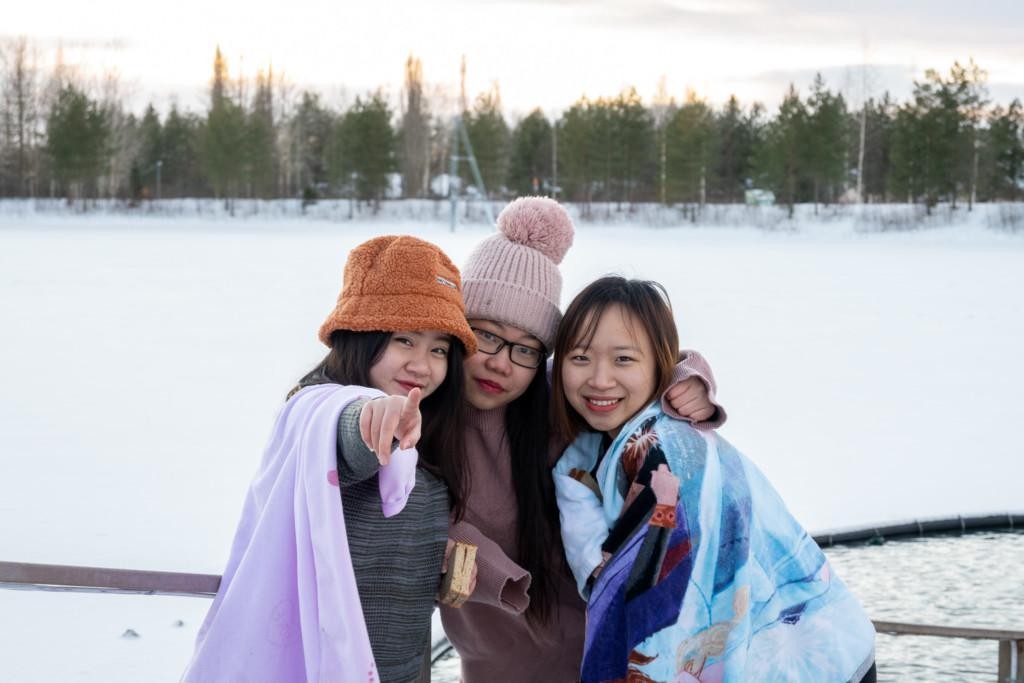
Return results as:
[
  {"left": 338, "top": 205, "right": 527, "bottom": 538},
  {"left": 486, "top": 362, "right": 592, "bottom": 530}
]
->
[
  {"left": 162, "top": 104, "right": 204, "bottom": 197},
  {"left": 136, "top": 103, "right": 162, "bottom": 198},
  {"left": 610, "top": 87, "right": 655, "bottom": 206},
  {"left": 129, "top": 160, "right": 144, "bottom": 203},
  {"left": 804, "top": 74, "right": 847, "bottom": 209},
  {"left": 336, "top": 92, "right": 395, "bottom": 207},
  {"left": 893, "top": 61, "right": 987, "bottom": 210},
  {"left": 664, "top": 90, "right": 717, "bottom": 207},
  {"left": 896, "top": 68, "right": 963, "bottom": 210},
  {"left": 557, "top": 97, "right": 596, "bottom": 212},
  {"left": 556, "top": 92, "right": 654, "bottom": 210},
  {"left": 754, "top": 84, "right": 808, "bottom": 217},
  {"left": 508, "top": 109, "right": 552, "bottom": 196},
  {"left": 201, "top": 47, "right": 246, "bottom": 207},
  {"left": 948, "top": 60, "right": 988, "bottom": 209},
  {"left": 712, "top": 96, "right": 760, "bottom": 203},
  {"left": 464, "top": 84, "right": 510, "bottom": 198},
  {"left": 246, "top": 68, "right": 277, "bottom": 198},
  {"left": 984, "top": 99, "right": 1024, "bottom": 201},
  {"left": 45, "top": 84, "right": 109, "bottom": 202},
  {"left": 292, "top": 91, "right": 334, "bottom": 197},
  {"left": 587, "top": 97, "right": 614, "bottom": 205},
  {"left": 889, "top": 100, "right": 926, "bottom": 204}
]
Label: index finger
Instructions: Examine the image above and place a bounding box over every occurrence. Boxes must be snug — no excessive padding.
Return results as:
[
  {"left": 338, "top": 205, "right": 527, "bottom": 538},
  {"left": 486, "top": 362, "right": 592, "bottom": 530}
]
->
[{"left": 403, "top": 387, "right": 423, "bottom": 417}]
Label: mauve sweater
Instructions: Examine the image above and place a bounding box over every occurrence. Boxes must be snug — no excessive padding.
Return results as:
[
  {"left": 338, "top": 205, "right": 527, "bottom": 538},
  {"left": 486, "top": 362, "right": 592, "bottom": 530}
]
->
[{"left": 443, "top": 351, "right": 725, "bottom": 683}]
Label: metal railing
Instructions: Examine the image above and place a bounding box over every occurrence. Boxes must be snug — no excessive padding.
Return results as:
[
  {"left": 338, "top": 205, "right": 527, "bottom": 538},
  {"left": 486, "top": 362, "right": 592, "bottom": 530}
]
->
[
  {"left": 874, "top": 620, "right": 1024, "bottom": 683},
  {"left": 0, "top": 560, "right": 219, "bottom": 597},
  {"left": 2, "top": 561, "right": 1022, "bottom": 681}
]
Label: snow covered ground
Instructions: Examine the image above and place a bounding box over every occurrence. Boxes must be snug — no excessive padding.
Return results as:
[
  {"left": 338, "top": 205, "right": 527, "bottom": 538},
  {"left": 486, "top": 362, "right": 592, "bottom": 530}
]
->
[{"left": 1, "top": 202, "right": 1022, "bottom": 680}]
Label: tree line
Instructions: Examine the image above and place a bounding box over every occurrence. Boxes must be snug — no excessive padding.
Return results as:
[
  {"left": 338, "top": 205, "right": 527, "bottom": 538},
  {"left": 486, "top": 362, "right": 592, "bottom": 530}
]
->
[{"left": 2, "top": 38, "right": 1022, "bottom": 215}]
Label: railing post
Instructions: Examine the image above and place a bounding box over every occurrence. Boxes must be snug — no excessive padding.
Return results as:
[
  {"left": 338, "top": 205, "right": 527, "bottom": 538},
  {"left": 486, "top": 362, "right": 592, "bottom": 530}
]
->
[{"left": 998, "top": 638, "right": 1023, "bottom": 683}]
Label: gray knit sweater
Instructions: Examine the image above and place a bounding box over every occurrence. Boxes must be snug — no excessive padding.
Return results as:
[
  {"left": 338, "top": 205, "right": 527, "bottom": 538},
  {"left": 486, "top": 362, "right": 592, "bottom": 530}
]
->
[{"left": 334, "top": 397, "right": 448, "bottom": 683}]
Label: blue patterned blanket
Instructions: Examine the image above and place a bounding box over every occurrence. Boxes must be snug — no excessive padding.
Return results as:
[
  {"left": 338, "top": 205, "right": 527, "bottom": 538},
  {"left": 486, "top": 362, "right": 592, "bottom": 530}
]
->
[{"left": 554, "top": 403, "right": 875, "bottom": 683}]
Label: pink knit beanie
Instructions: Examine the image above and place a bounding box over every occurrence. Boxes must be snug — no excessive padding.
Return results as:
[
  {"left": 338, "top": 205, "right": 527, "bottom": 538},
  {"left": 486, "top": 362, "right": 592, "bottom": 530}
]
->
[{"left": 461, "top": 197, "right": 575, "bottom": 349}]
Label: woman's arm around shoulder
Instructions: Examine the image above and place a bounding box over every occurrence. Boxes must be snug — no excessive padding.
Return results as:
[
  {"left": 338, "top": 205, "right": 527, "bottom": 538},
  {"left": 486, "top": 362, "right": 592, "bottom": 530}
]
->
[{"left": 661, "top": 349, "right": 728, "bottom": 430}]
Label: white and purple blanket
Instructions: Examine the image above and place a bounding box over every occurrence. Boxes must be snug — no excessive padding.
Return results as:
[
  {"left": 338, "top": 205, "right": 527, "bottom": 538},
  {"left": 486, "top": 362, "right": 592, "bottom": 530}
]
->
[{"left": 182, "top": 384, "right": 417, "bottom": 682}]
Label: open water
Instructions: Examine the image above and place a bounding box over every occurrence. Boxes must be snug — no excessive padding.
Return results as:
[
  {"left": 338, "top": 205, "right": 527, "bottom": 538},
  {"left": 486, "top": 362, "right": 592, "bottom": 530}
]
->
[{"left": 432, "top": 530, "right": 1024, "bottom": 682}]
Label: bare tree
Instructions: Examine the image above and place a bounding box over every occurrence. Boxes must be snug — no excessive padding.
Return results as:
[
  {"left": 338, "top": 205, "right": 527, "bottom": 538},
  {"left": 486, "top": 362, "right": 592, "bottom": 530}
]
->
[
  {"left": 850, "top": 58, "right": 881, "bottom": 204},
  {"left": 1, "top": 36, "right": 41, "bottom": 196},
  {"left": 428, "top": 83, "right": 456, "bottom": 195},
  {"left": 459, "top": 55, "right": 468, "bottom": 115},
  {"left": 650, "top": 75, "right": 675, "bottom": 205},
  {"left": 98, "top": 69, "right": 137, "bottom": 200},
  {"left": 272, "top": 68, "right": 296, "bottom": 197},
  {"left": 399, "top": 55, "right": 430, "bottom": 198}
]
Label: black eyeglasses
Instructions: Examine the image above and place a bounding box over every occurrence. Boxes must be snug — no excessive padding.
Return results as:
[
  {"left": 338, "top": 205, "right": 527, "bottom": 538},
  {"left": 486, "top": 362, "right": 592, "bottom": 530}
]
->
[{"left": 470, "top": 327, "right": 546, "bottom": 369}]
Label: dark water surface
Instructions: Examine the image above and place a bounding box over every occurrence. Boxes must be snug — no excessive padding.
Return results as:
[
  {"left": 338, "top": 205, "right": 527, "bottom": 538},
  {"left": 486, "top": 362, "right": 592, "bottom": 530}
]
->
[{"left": 433, "top": 530, "right": 1024, "bottom": 682}]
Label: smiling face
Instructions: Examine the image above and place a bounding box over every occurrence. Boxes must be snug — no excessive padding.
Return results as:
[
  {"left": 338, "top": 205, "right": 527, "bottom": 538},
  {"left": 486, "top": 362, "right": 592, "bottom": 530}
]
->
[
  {"left": 560, "top": 304, "right": 657, "bottom": 439},
  {"left": 462, "top": 319, "right": 543, "bottom": 411},
  {"left": 368, "top": 330, "right": 452, "bottom": 399}
]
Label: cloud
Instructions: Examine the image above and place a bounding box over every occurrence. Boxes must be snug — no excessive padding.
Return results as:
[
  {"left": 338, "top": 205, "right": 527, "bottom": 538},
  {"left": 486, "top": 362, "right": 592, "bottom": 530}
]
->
[
  {"left": 0, "top": 34, "right": 131, "bottom": 51},
  {"left": 716, "top": 62, "right": 1024, "bottom": 110},
  {"left": 557, "top": 0, "right": 1024, "bottom": 55}
]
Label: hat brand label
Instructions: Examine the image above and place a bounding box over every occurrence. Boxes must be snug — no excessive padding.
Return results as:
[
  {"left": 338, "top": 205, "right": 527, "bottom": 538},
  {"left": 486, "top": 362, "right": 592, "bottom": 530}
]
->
[{"left": 436, "top": 276, "right": 457, "bottom": 290}]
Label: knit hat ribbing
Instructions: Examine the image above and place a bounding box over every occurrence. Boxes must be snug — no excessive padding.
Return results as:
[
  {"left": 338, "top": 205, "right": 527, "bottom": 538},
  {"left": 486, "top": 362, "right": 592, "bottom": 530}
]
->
[
  {"left": 318, "top": 235, "right": 477, "bottom": 354},
  {"left": 461, "top": 197, "right": 575, "bottom": 349}
]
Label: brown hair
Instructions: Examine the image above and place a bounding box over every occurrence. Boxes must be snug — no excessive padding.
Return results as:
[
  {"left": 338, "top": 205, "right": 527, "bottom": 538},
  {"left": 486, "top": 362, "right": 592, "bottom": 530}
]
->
[{"left": 551, "top": 276, "right": 679, "bottom": 443}]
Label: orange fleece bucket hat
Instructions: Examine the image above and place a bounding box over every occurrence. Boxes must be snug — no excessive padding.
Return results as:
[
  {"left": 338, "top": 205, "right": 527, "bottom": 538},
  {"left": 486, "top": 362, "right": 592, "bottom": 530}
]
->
[{"left": 318, "top": 235, "right": 478, "bottom": 355}]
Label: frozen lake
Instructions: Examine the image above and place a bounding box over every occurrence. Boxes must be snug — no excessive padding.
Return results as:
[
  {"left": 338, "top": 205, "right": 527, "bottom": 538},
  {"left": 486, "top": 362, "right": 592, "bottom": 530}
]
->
[
  {"left": 431, "top": 531, "right": 1024, "bottom": 682},
  {"left": 2, "top": 204, "right": 1022, "bottom": 680}
]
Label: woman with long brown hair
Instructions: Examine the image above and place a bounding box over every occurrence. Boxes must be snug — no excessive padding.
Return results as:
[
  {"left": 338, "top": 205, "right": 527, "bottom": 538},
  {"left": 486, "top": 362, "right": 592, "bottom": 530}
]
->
[
  {"left": 184, "top": 235, "right": 477, "bottom": 683},
  {"left": 441, "top": 199, "right": 725, "bottom": 682}
]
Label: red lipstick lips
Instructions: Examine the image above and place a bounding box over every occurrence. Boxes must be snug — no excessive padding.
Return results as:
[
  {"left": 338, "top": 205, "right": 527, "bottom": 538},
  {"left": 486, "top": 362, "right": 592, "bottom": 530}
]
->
[{"left": 475, "top": 378, "right": 504, "bottom": 394}]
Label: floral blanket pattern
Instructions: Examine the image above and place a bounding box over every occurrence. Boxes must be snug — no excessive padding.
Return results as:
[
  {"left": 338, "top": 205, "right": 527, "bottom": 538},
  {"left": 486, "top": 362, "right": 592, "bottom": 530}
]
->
[{"left": 554, "top": 403, "right": 875, "bottom": 683}]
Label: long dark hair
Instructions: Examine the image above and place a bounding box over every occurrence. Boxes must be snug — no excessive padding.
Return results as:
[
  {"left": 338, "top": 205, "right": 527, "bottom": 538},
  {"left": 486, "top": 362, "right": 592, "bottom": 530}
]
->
[
  {"left": 504, "top": 361, "right": 561, "bottom": 626},
  {"left": 552, "top": 276, "right": 679, "bottom": 444},
  {"left": 293, "top": 329, "right": 470, "bottom": 519}
]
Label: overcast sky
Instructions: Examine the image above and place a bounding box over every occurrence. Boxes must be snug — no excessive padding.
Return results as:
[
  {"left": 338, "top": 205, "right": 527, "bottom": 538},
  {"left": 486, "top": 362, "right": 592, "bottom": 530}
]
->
[{"left": 5, "top": 0, "right": 1024, "bottom": 119}]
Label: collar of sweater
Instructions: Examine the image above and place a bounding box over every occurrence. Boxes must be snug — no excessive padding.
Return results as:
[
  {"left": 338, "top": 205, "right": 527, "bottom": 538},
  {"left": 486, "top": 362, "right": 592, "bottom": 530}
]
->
[{"left": 466, "top": 404, "right": 507, "bottom": 434}]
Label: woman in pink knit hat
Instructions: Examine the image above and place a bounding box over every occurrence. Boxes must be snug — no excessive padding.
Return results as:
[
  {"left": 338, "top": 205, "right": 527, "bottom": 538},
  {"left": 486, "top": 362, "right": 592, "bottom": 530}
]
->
[{"left": 440, "top": 197, "right": 725, "bottom": 682}]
